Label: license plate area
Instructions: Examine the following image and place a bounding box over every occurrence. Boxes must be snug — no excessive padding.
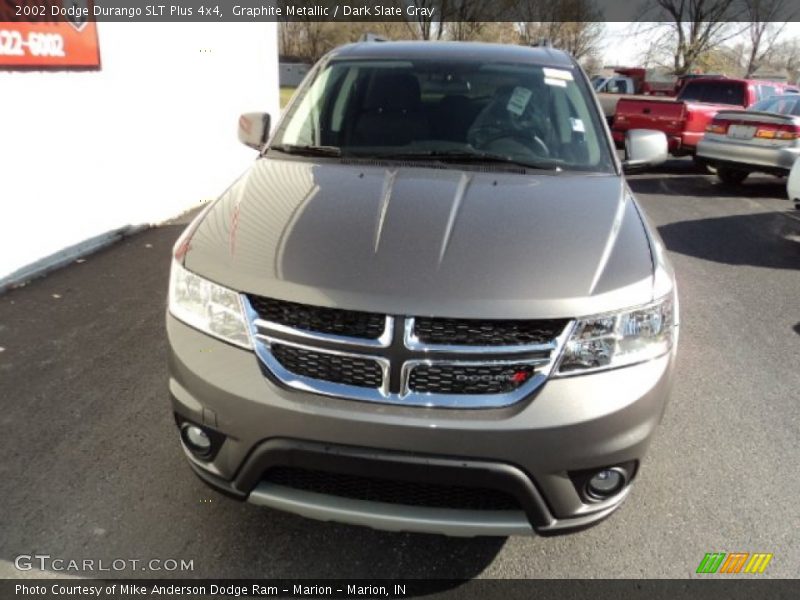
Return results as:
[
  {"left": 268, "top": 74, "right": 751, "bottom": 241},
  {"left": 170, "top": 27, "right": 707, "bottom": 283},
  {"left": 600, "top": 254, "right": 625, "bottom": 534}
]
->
[{"left": 728, "top": 124, "right": 757, "bottom": 139}]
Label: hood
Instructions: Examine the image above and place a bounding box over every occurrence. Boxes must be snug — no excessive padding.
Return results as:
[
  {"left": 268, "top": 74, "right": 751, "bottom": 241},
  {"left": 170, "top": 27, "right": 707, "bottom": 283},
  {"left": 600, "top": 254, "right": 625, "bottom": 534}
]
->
[{"left": 184, "top": 158, "right": 655, "bottom": 319}]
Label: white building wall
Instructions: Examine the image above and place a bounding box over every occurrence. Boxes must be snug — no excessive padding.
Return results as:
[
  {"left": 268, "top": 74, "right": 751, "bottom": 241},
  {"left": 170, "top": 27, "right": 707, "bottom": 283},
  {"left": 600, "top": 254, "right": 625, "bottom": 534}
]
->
[{"left": 0, "top": 23, "right": 279, "bottom": 283}]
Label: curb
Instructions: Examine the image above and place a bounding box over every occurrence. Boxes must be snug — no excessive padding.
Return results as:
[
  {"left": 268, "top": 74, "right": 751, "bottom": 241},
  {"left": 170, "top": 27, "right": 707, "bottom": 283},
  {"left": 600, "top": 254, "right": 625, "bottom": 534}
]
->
[{"left": 0, "top": 223, "right": 150, "bottom": 295}]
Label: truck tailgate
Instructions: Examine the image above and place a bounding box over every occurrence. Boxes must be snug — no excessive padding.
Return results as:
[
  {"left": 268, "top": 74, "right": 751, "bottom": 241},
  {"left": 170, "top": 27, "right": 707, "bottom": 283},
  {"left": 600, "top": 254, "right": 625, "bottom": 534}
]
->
[{"left": 613, "top": 98, "right": 685, "bottom": 136}]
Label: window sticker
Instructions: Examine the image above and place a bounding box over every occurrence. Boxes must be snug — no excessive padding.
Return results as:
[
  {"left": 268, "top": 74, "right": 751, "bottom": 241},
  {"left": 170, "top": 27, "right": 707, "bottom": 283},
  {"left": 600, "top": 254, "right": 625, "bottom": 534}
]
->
[
  {"left": 570, "top": 118, "right": 585, "bottom": 132},
  {"left": 506, "top": 86, "right": 533, "bottom": 116},
  {"left": 543, "top": 67, "right": 574, "bottom": 81},
  {"left": 544, "top": 77, "right": 567, "bottom": 88}
]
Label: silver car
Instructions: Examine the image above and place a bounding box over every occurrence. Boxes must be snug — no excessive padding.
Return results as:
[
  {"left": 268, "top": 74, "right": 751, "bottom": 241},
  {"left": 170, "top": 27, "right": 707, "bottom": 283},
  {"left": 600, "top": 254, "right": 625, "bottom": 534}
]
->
[
  {"left": 697, "top": 94, "right": 800, "bottom": 185},
  {"left": 166, "top": 41, "right": 677, "bottom": 536}
]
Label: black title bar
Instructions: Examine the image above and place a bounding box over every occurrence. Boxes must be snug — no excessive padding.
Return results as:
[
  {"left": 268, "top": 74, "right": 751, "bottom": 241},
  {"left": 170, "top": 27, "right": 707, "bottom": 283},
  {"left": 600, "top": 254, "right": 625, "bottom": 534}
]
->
[
  {"left": 3, "top": 0, "right": 800, "bottom": 23},
  {"left": 3, "top": 579, "right": 800, "bottom": 600}
]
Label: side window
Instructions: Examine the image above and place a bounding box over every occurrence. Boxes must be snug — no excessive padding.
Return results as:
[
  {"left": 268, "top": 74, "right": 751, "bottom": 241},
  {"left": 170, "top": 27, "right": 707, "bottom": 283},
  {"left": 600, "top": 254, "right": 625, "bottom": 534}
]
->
[
  {"left": 758, "top": 85, "right": 777, "bottom": 100},
  {"left": 281, "top": 66, "right": 335, "bottom": 145}
]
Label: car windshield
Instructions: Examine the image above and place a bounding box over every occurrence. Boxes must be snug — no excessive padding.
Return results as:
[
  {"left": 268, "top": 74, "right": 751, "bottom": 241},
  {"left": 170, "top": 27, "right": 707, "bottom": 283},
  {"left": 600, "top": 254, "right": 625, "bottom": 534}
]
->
[
  {"left": 271, "top": 57, "right": 615, "bottom": 173},
  {"left": 749, "top": 94, "right": 800, "bottom": 116}
]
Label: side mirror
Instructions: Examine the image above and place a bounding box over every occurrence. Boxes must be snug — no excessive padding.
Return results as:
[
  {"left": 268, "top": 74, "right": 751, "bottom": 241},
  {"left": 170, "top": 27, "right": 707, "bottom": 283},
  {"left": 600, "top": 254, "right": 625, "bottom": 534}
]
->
[
  {"left": 238, "top": 112, "right": 271, "bottom": 151},
  {"left": 622, "top": 129, "right": 668, "bottom": 173},
  {"left": 788, "top": 157, "right": 800, "bottom": 210}
]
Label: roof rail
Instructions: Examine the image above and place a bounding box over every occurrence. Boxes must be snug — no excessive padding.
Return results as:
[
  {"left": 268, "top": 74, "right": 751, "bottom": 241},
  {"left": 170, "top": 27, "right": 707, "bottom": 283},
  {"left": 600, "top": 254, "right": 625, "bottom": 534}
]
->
[
  {"left": 359, "top": 33, "right": 388, "bottom": 42},
  {"left": 530, "top": 39, "right": 553, "bottom": 48}
]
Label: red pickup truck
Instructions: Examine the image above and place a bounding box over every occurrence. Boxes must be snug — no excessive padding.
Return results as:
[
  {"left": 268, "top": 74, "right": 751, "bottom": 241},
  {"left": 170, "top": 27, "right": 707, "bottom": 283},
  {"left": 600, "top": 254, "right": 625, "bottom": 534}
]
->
[{"left": 612, "top": 78, "right": 794, "bottom": 158}]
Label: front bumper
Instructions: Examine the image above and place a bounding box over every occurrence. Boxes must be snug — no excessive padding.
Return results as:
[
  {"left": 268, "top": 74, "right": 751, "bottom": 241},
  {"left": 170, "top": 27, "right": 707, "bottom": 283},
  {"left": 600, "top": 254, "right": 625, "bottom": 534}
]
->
[
  {"left": 697, "top": 136, "right": 800, "bottom": 172},
  {"left": 168, "top": 315, "right": 676, "bottom": 536}
]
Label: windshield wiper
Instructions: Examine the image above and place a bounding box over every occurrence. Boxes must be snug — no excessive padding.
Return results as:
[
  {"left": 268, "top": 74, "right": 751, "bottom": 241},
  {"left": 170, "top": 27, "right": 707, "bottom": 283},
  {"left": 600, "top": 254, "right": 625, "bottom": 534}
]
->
[
  {"left": 362, "top": 150, "right": 560, "bottom": 171},
  {"left": 270, "top": 144, "right": 343, "bottom": 157}
]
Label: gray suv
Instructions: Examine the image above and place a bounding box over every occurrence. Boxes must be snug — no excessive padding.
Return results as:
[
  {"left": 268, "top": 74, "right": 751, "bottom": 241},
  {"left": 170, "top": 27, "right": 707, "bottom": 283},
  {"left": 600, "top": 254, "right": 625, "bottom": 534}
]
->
[{"left": 167, "top": 42, "right": 678, "bottom": 536}]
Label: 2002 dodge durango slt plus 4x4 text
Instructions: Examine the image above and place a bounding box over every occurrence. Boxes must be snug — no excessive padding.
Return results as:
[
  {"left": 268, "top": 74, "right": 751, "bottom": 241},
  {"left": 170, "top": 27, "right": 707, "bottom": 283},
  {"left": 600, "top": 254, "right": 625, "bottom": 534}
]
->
[{"left": 166, "top": 41, "right": 679, "bottom": 536}]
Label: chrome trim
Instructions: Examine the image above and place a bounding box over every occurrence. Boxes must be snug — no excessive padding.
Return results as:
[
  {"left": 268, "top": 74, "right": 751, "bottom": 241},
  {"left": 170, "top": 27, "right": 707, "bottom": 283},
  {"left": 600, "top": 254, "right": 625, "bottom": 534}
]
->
[
  {"left": 254, "top": 335, "right": 391, "bottom": 400},
  {"left": 254, "top": 315, "right": 394, "bottom": 348},
  {"left": 404, "top": 317, "right": 558, "bottom": 354},
  {"left": 242, "top": 294, "right": 576, "bottom": 409}
]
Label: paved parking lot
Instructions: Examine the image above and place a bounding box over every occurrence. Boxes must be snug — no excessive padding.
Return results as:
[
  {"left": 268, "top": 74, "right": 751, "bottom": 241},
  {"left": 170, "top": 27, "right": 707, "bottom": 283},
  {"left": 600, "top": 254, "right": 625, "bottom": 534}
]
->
[{"left": 0, "top": 159, "right": 798, "bottom": 579}]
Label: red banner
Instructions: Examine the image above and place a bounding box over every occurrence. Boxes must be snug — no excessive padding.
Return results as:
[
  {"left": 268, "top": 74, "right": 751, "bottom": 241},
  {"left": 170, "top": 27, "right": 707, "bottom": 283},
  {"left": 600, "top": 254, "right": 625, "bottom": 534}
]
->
[{"left": 0, "top": 1, "right": 100, "bottom": 69}]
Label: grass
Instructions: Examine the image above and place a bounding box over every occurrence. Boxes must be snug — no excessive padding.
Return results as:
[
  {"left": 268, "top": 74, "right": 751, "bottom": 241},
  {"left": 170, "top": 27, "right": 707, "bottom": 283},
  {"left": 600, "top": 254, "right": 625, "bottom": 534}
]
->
[{"left": 280, "top": 87, "right": 296, "bottom": 108}]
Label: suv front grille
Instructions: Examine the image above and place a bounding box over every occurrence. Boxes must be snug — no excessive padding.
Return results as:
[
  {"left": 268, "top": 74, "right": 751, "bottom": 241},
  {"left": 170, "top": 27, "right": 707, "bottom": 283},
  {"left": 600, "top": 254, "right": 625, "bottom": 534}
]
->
[
  {"left": 264, "top": 467, "right": 520, "bottom": 511},
  {"left": 248, "top": 295, "right": 386, "bottom": 340},
  {"left": 413, "top": 316, "right": 569, "bottom": 346},
  {"left": 246, "top": 295, "right": 570, "bottom": 408},
  {"left": 409, "top": 363, "right": 537, "bottom": 395},
  {"left": 271, "top": 344, "right": 383, "bottom": 389}
]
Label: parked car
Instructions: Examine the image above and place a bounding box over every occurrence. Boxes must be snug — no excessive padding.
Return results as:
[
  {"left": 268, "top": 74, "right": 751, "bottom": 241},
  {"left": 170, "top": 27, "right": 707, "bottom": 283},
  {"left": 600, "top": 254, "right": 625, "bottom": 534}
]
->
[
  {"left": 788, "top": 158, "right": 800, "bottom": 209},
  {"left": 594, "top": 67, "right": 676, "bottom": 124},
  {"left": 167, "top": 41, "right": 678, "bottom": 536},
  {"left": 696, "top": 94, "right": 800, "bottom": 185},
  {"left": 612, "top": 77, "right": 793, "bottom": 166}
]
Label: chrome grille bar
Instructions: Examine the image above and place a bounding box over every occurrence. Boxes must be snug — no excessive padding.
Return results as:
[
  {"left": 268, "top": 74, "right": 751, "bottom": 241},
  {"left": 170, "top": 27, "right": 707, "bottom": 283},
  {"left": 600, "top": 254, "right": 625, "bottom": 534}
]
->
[
  {"left": 254, "top": 316, "right": 394, "bottom": 348},
  {"left": 243, "top": 295, "right": 573, "bottom": 409}
]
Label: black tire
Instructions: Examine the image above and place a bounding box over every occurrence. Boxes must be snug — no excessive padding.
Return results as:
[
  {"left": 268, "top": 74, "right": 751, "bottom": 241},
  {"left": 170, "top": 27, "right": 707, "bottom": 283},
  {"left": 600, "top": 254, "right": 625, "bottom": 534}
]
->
[
  {"left": 716, "top": 166, "right": 749, "bottom": 186},
  {"left": 692, "top": 155, "right": 715, "bottom": 174}
]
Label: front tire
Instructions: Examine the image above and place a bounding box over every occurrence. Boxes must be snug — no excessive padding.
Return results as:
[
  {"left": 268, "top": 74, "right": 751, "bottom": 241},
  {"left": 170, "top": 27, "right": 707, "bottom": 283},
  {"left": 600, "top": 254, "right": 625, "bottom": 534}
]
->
[{"left": 716, "top": 166, "right": 749, "bottom": 186}]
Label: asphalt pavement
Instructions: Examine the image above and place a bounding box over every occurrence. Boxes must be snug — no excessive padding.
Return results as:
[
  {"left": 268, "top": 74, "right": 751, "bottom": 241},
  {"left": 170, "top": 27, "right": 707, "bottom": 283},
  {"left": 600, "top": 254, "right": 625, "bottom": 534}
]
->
[{"left": 0, "top": 159, "right": 798, "bottom": 579}]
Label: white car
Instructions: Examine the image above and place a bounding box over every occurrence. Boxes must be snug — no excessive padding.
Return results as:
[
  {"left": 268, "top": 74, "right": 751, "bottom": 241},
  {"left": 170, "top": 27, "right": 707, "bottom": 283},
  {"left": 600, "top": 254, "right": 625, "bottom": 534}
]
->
[{"left": 788, "top": 158, "right": 800, "bottom": 209}]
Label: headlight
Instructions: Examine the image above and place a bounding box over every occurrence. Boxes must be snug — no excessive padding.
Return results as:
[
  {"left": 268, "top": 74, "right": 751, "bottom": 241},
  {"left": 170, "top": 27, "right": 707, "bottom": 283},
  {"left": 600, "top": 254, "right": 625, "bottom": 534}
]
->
[
  {"left": 168, "top": 261, "right": 252, "bottom": 349},
  {"left": 555, "top": 295, "right": 675, "bottom": 375}
]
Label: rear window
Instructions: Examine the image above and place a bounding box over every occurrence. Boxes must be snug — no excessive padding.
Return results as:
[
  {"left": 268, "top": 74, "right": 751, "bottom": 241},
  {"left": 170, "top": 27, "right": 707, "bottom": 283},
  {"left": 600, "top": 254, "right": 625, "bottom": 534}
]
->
[
  {"left": 749, "top": 95, "right": 800, "bottom": 116},
  {"left": 678, "top": 81, "right": 746, "bottom": 106}
]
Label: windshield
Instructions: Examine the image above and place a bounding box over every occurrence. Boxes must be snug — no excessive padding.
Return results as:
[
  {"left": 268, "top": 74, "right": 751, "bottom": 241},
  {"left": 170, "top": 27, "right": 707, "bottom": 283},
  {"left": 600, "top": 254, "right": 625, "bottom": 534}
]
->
[
  {"left": 271, "top": 57, "right": 615, "bottom": 173},
  {"left": 749, "top": 94, "right": 800, "bottom": 116}
]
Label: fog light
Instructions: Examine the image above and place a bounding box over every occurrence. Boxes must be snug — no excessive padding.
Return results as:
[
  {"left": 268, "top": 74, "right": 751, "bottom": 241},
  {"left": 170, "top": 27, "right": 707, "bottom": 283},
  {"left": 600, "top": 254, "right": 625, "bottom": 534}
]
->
[
  {"left": 181, "top": 424, "right": 211, "bottom": 455},
  {"left": 587, "top": 468, "right": 625, "bottom": 499}
]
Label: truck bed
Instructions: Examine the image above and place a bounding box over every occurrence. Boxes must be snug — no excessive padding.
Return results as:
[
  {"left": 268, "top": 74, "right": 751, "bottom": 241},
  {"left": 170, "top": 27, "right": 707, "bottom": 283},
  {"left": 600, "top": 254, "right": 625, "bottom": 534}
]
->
[{"left": 613, "top": 97, "right": 686, "bottom": 138}]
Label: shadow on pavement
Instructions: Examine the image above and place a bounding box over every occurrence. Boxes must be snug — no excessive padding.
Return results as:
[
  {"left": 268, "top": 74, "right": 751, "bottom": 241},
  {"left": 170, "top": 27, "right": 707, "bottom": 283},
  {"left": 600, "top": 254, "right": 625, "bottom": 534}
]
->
[
  {"left": 0, "top": 220, "right": 505, "bottom": 582},
  {"left": 629, "top": 174, "right": 788, "bottom": 199},
  {"left": 658, "top": 211, "right": 800, "bottom": 270}
]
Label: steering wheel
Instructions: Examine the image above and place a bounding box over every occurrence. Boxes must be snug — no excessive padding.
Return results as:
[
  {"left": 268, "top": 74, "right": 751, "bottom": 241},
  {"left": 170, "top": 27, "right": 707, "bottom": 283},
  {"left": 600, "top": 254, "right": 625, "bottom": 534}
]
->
[{"left": 474, "top": 130, "right": 550, "bottom": 157}]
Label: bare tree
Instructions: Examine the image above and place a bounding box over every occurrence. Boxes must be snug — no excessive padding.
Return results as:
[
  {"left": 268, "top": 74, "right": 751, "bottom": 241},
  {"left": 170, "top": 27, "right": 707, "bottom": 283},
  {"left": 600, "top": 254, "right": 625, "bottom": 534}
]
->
[
  {"left": 768, "top": 37, "right": 800, "bottom": 83},
  {"left": 643, "top": 0, "right": 747, "bottom": 75},
  {"left": 406, "top": 0, "right": 448, "bottom": 40},
  {"left": 281, "top": 21, "right": 339, "bottom": 63},
  {"left": 444, "top": 2, "right": 488, "bottom": 42},
  {"left": 516, "top": 0, "right": 605, "bottom": 60},
  {"left": 443, "top": 0, "right": 520, "bottom": 41},
  {"left": 741, "top": 0, "right": 793, "bottom": 77}
]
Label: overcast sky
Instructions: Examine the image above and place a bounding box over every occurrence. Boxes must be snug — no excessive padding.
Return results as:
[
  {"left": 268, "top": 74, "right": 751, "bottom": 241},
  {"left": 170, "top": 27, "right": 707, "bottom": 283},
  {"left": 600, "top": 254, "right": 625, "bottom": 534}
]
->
[{"left": 600, "top": 22, "right": 800, "bottom": 66}]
